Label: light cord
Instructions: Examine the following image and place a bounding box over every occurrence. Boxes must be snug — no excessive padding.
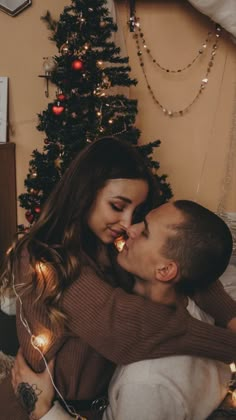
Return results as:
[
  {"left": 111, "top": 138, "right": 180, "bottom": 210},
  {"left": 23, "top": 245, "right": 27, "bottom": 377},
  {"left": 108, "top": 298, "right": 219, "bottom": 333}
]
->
[{"left": 12, "top": 275, "right": 82, "bottom": 419}]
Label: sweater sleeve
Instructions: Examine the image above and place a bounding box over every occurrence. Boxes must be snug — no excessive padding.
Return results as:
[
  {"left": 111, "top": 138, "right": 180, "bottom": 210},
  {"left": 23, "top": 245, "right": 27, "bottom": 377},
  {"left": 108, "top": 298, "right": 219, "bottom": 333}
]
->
[
  {"left": 194, "top": 279, "right": 236, "bottom": 326},
  {"left": 61, "top": 266, "right": 236, "bottom": 365}
]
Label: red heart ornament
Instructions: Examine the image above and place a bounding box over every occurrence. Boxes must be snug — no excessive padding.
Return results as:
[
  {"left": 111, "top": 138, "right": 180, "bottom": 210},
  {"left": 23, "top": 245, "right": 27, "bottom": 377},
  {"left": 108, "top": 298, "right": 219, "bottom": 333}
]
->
[
  {"left": 25, "top": 210, "right": 34, "bottom": 224},
  {"left": 52, "top": 105, "right": 64, "bottom": 115},
  {"left": 57, "top": 93, "right": 66, "bottom": 101}
]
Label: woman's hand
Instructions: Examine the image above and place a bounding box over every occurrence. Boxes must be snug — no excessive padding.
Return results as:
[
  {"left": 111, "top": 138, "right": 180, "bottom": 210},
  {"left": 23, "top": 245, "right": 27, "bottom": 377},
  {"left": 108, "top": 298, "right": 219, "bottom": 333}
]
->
[{"left": 11, "top": 348, "right": 55, "bottom": 419}]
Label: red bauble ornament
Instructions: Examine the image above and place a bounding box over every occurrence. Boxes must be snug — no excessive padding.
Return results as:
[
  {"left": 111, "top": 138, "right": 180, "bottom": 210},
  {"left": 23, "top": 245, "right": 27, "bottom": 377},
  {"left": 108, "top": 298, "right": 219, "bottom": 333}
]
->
[
  {"left": 25, "top": 210, "right": 34, "bottom": 224},
  {"left": 35, "top": 207, "right": 41, "bottom": 214},
  {"left": 57, "top": 93, "right": 66, "bottom": 101},
  {"left": 52, "top": 105, "right": 64, "bottom": 115},
  {"left": 71, "top": 59, "right": 83, "bottom": 71}
]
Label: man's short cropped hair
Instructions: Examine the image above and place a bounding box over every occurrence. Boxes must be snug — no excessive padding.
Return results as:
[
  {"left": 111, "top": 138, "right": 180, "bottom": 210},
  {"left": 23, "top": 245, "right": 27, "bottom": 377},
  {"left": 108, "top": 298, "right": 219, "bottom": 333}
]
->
[{"left": 162, "top": 200, "right": 233, "bottom": 296}]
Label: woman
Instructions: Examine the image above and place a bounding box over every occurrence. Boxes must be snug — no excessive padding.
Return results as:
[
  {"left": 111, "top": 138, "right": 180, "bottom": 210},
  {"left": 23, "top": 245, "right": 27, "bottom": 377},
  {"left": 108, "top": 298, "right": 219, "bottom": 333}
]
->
[{"left": 1, "top": 136, "right": 236, "bottom": 420}]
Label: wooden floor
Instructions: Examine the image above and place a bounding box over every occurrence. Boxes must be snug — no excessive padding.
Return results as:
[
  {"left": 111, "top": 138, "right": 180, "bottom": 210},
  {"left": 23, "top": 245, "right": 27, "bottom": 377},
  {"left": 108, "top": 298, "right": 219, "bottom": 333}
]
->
[{"left": 0, "top": 310, "right": 19, "bottom": 356}]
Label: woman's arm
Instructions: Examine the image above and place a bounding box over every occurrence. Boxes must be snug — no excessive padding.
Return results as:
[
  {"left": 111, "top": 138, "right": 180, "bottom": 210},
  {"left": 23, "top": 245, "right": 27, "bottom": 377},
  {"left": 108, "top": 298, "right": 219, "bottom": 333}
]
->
[
  {"left": 194, "top": 279, "right": 236, "bottom": 327},
  {"left": 17, "top": 260, "right": 236, "bottom": 371},
  {"left": 11, "top": 349, "right": 55, "bottom": 419},
  {"left": 59, "top": 266, "right": 236, "bottom": 364}
]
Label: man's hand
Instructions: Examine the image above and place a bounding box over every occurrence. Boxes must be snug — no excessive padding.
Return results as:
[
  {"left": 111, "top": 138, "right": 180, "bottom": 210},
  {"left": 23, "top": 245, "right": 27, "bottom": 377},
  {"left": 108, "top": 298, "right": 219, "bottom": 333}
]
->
[
  {"left": 11, "top": 348, "right": 55, "bottom": 419},
  {"left": 227, "top": 317, "right": 236, "bottom": 333}
]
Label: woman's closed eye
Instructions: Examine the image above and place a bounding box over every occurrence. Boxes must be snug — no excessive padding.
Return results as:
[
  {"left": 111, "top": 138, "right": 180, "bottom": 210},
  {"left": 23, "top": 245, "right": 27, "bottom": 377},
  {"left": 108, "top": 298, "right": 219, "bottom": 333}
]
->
[{"left": 110, "top": 203, "right": 124, "bottom": 212}]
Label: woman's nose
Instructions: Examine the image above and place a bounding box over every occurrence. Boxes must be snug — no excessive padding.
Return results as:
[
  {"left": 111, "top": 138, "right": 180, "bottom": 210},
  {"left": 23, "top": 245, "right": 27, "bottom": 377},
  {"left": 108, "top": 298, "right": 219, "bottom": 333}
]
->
[{"left": 120, "top": 212, "right": 133, "bottom": 230}]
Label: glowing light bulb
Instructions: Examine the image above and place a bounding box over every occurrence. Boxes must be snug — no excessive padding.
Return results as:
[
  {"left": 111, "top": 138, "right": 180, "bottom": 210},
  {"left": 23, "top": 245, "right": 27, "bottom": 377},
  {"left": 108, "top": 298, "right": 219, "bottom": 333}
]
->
[
  {"left": 114, "top": 236, "right": 126, "bottom": 252},
  {"left": 230, "top": 363, "right": 236, "bottom": 373},
  {"left": 31, "top": 334, "right": 49, "bottom": 351}
]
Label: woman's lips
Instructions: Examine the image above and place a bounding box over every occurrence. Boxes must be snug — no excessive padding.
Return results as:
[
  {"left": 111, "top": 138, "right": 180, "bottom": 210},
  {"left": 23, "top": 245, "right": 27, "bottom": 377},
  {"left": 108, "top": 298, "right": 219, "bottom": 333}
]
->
[{"left": 109, "top": 228, "right": 124, "bottom": 238}]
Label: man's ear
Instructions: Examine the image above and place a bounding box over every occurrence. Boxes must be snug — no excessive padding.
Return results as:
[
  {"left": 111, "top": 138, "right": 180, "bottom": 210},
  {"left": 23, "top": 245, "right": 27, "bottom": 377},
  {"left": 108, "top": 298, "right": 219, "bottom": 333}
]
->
[{"left": 155, "top": 261, "right": 178, "bottom": 282}]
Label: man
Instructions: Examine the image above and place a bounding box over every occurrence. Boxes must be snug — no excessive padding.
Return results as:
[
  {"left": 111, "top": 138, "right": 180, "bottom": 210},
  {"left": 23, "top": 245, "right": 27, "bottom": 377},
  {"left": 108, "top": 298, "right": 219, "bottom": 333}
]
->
[
  {"left": 103, "top": 199, "right": 233, "bottom": 420},
  {"left": 12, "top": 200, "right": 234, "bottom": 419}
]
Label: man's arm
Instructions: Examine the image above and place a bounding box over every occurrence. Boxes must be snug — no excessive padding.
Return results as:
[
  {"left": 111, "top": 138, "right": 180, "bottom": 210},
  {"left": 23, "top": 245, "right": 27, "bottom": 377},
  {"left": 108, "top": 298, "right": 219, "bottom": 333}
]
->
[
  {"left": 103, "top": 383, "right": 187, "bottom": 420},
  {"left": 228, "top": 317, "right": 236, "bottom": 332},
  {"left": 40, "top": 402, "right": 72, "bottom": 420}
]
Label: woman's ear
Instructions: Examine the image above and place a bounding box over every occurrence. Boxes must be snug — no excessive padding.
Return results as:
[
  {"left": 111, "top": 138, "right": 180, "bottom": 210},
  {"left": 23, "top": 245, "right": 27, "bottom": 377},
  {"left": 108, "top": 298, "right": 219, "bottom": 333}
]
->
[{"left": 155, "top": 261, "right": 178, "bottom": 282}]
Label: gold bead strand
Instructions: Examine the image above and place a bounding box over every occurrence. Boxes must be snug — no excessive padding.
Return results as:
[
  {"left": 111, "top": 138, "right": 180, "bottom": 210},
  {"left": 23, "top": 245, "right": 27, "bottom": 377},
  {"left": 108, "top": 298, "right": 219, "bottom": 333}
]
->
[
  {"left": 135, "top": 19, "right": 213, "bottom": 74},
  {"left": 134, "top": 23, "right": 222, "bottom": 117}
]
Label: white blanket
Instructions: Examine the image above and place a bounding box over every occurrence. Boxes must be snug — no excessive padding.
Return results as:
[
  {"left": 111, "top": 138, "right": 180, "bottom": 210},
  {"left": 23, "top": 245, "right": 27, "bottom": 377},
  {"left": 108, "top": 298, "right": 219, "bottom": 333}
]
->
[{"left": 187, "top": 0, "right": 236, "bottom": 41}]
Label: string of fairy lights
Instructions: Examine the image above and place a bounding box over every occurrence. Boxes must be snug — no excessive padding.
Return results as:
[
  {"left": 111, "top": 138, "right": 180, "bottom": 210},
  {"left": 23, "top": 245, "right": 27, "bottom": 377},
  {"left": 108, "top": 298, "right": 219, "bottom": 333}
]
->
[{"left": 12, "top": 265, "right": 84, "bottom": 420}]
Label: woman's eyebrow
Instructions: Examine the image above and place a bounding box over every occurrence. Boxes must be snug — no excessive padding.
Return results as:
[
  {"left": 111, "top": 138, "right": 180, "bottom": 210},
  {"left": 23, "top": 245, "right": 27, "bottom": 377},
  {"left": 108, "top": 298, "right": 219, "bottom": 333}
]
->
[{"left": 114, "top": 196, "right": 132, "bottom": 204}]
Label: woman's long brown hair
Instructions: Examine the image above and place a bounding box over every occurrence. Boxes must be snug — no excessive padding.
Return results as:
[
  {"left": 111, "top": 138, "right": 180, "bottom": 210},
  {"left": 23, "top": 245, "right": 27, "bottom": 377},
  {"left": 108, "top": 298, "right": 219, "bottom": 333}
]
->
[{"left": 0, "top": 137, "right": 159, "bottom": 330}]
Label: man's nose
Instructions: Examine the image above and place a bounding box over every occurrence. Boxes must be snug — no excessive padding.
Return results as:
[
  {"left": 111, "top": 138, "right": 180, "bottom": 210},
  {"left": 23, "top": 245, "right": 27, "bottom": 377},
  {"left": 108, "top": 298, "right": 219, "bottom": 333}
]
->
[{"left": 126, "top": 222, "right": 144, "bottom": 239}]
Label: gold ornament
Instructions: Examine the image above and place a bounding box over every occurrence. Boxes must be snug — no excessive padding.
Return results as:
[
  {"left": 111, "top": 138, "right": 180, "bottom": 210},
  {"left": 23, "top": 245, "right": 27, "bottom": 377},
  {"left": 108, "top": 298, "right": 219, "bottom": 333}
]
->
[
  {"left": 60, "top": 42, "right": 72, "bottom": 55},
  {"left": 100, "top": 20, "right": 106, "bottom": 28},
  {"left": 43, "top": 57, "right": 57, "bottom": 75},
  {"left": 54, "top": 156, "right": 62, "bottom": 169}
]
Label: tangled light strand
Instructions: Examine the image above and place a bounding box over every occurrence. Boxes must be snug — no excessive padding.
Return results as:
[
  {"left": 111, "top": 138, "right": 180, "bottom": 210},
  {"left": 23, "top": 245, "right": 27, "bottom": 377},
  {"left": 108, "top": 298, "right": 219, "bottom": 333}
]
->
[{"left": 12, "top": 274, "right": 83, "bottom": 420}]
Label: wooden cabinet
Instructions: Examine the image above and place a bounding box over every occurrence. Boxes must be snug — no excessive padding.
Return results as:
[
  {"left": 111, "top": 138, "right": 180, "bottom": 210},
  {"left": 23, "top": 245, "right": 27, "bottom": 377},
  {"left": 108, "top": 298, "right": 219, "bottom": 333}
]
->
[{"left": 0, "top": 143, "right": 17, "bottom": 260}]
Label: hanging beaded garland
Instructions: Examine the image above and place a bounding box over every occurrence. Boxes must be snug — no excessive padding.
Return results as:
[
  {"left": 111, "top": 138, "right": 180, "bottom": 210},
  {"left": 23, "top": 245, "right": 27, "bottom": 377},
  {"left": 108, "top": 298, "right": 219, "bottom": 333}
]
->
[
  {"left": 133, "top": 18, "right": 222, "bottom": 117},
  {"left": 135, "top": 19, "right": 213, "bottom": 73}
]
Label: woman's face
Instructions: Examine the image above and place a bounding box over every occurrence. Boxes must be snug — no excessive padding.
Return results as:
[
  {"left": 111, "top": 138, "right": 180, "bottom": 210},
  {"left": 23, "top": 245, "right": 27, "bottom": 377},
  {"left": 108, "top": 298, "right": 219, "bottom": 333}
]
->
[{"left": 87, "top": 178, "right": 149, "bottom": 244}]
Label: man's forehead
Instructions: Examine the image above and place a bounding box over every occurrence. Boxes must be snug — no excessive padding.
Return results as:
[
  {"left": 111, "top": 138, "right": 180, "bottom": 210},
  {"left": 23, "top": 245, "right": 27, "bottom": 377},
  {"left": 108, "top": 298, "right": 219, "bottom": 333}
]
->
[
  {"left": 148, "top": 203, "right": 174, "bottom": 219},
  {"left": 147, "top": 203, "right": 183, "bottom": 228}
]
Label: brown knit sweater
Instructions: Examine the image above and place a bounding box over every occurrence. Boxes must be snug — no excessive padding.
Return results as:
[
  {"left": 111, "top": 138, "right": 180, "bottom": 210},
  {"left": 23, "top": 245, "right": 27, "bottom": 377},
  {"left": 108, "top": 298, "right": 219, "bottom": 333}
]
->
[{"left": 1, "top": 250, "right": 235, "bottom": 420}]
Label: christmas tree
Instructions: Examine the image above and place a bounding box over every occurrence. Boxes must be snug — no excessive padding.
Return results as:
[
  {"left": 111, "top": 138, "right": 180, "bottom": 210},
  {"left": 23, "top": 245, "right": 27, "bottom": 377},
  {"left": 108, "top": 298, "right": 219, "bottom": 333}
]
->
[{"left": 19, "top": 0, "right": 172, "bottom": 225}]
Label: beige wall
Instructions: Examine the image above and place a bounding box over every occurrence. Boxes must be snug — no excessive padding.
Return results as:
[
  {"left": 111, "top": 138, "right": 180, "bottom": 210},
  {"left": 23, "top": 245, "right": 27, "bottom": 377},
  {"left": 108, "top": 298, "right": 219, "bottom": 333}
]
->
[
  {"left": 0, "top": 0, "right": 69, "bottom": 225},
  {"left": 116, "top": 0, "right": 236, "bottom": 214},
  {"left": 0, "top": 0, "right": 235, "bottom": 226}
]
